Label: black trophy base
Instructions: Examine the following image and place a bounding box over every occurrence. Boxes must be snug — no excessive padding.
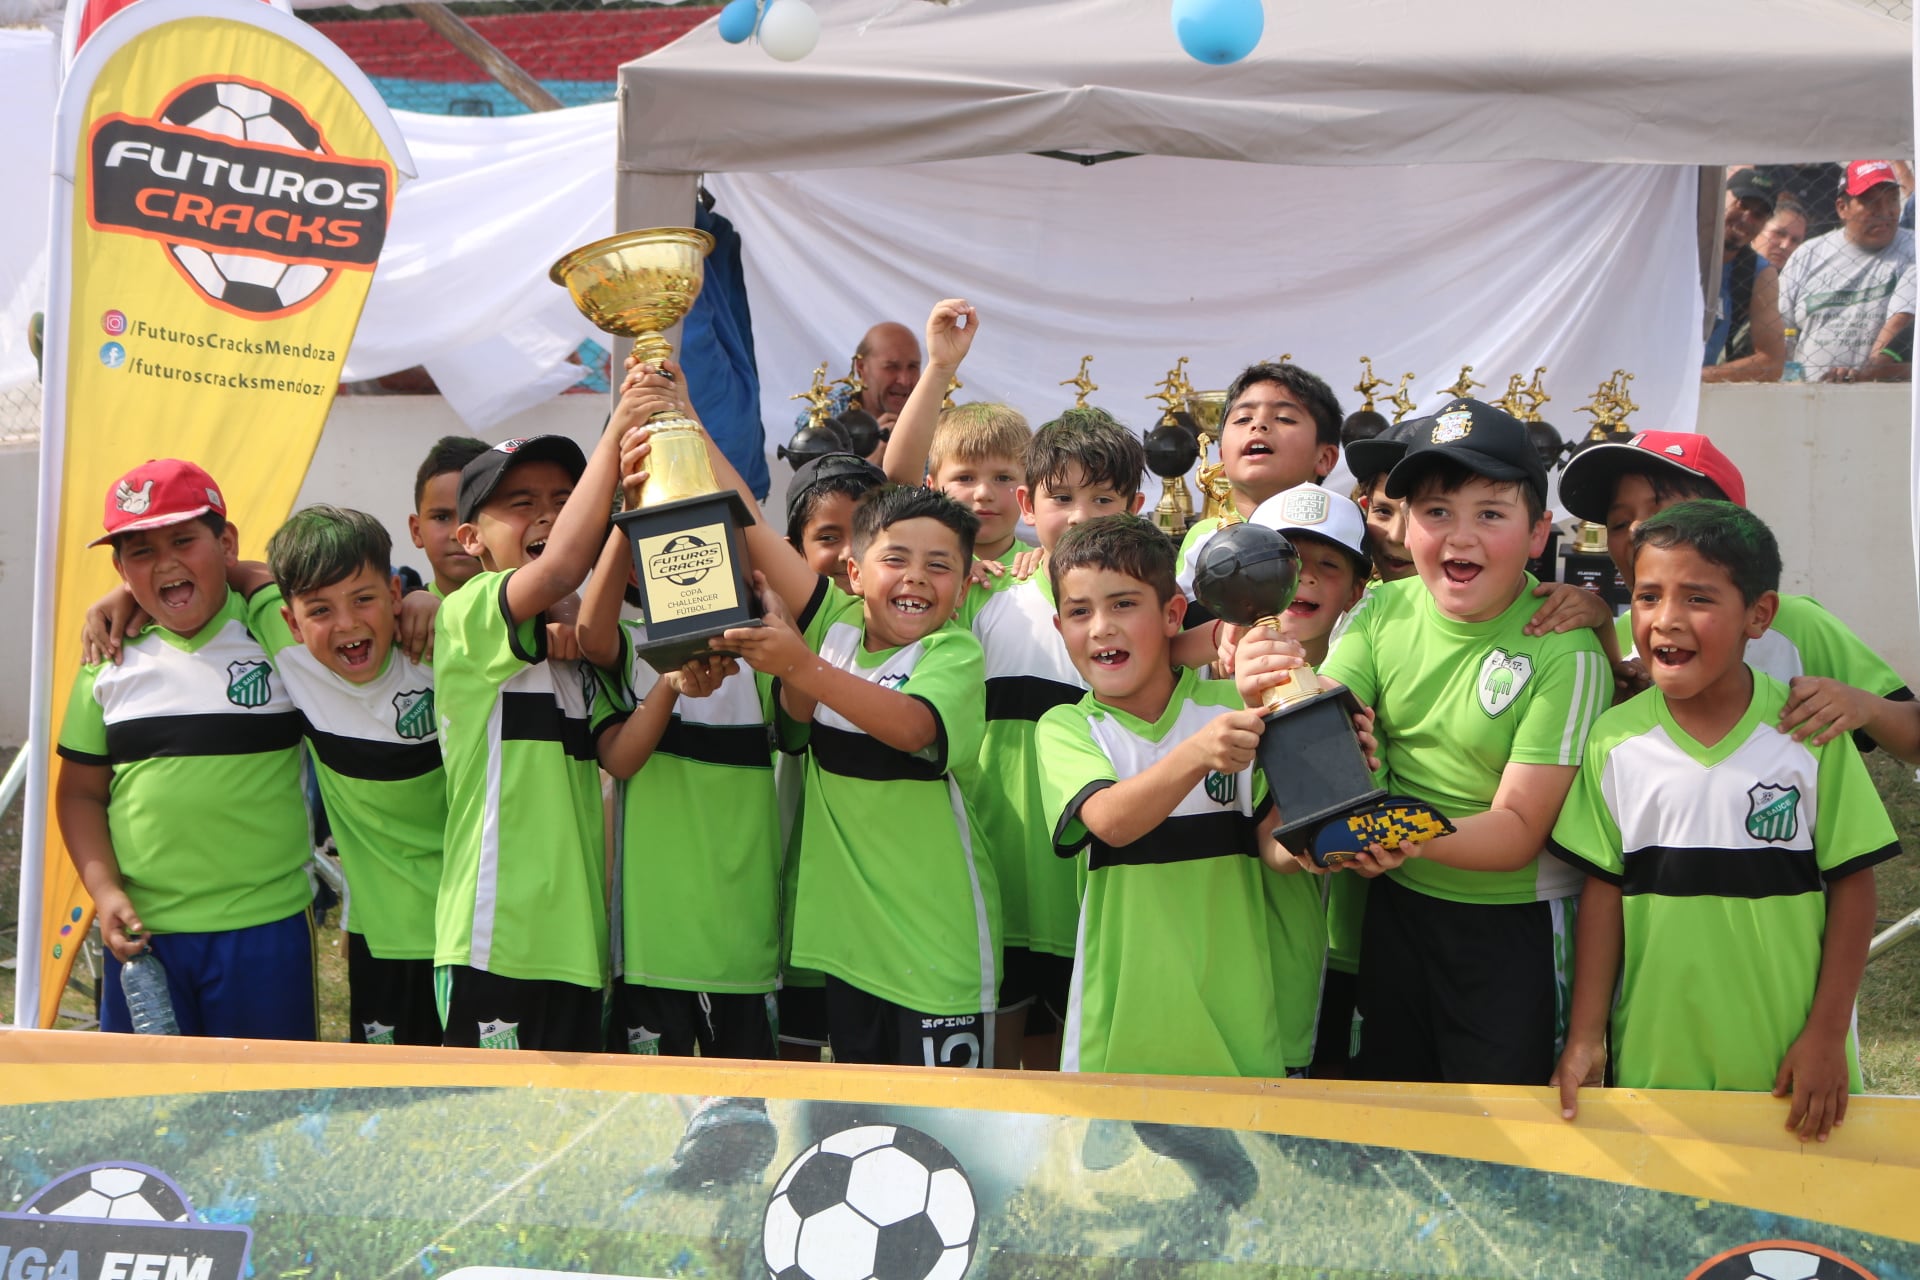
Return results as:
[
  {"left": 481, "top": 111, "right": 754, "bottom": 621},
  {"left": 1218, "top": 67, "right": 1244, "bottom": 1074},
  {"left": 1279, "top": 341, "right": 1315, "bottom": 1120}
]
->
[
  {"left": 1256, "top": 685, "right": 1387, "bottom": 836},
  {"left": 613, "top": 490, "right": 762, "bottom": 673}
]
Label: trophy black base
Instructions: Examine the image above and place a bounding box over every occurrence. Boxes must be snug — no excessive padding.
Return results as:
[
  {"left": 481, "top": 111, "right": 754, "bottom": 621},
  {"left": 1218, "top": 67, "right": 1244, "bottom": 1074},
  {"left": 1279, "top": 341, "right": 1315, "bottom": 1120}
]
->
[
  {"left": 1257, "top": 686, "right": 1387, "bottom": 836},
  {"left": 613, "top": 490, "right": 761, "bottom": 672}
]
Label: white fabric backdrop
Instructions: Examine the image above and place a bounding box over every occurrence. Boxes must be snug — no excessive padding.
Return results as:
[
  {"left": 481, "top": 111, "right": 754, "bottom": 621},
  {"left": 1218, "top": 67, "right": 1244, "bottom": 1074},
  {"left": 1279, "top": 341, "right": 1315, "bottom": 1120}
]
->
[
  {"left": 712, "top": 153, "right": 1704, "bottom": 507},
  {"left": 0, "top": 30, "right": 57, "bottom": 402}
]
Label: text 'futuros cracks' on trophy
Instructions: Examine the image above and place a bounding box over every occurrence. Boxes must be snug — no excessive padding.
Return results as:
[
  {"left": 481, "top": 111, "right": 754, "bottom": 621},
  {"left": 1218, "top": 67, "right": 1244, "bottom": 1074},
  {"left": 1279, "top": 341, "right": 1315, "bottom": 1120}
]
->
[{"left": 551, "top": 226, "right": 760, "bottom": 669}]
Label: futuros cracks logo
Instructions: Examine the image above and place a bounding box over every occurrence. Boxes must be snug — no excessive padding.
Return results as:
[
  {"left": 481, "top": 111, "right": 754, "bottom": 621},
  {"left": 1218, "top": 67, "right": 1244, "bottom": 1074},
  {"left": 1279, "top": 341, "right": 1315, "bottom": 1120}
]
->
[{"left": 88, "top": 77, "right": 391, "bottom": 319}]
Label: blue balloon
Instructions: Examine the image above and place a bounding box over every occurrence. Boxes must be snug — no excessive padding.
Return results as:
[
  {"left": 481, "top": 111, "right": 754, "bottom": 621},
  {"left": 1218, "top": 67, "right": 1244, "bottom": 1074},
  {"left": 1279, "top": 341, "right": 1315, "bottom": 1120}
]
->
[
  {"left": 718, "top": 0, "right": 758, "bottom": 44},
  {"left": 1172, "top": 0, "right": 1264, "bottom": 65}
]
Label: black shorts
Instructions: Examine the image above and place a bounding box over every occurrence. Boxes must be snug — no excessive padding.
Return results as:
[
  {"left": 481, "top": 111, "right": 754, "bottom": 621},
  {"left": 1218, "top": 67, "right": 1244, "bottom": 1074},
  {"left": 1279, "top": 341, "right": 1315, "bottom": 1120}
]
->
[
  {"left": 437, "top": 965, "right": 603, "bottom": 1054},
  {"left": 346, "top": 933, "right": 440, "bottom": 1046},
  {"left": 777, "top": 983, "right": 829, "bottom": 1048},
  {"left": 999, "top": 946, "right": 1074, "bottom": 1035},
  {"left": 1352, "top": 873, "right": 1567, "bottom": 1086},
  {"left": 607, "top": 984, "right": 776, "bottom": 1059},
  {"left": 823, "top": 975, "right": 990, "bottom": 1069},
  {"left": 1310, "top": 967, "right": 1358, "bottom": 1076}
]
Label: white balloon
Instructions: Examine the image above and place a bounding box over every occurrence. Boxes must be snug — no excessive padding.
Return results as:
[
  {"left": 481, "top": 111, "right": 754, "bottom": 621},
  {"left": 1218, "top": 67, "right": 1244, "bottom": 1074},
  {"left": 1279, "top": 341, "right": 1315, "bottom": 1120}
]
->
[{"left": 758, "top": 0, "right": 819, "bottom": 61}]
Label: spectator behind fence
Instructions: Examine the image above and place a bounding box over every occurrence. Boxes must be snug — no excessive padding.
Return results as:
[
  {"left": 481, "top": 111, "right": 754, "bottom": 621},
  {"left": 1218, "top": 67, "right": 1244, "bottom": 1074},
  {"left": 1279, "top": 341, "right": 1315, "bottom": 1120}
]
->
[
  {"left": 1753, "top": 197, "right": 1810, "bottom": 272},
  {"left": 1703, "top": 170, "right": 1785, "bottom": 383},
  {"left": 1779, "top": 161, "right": 1916, "bottom": 383}
]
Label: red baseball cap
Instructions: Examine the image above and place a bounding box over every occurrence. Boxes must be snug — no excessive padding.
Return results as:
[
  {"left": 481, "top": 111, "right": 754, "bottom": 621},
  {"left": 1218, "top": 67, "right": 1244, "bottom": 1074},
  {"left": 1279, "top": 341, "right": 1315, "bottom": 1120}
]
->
[
  {"left": 91, "top": 459, "right": 227, "bottom": 547},
  {"left": 1845, "top": 160, "right": 1899, "bottom": 196},
  {"left": 1557, "top": 431, "right": 1746, "bottom": 525}
]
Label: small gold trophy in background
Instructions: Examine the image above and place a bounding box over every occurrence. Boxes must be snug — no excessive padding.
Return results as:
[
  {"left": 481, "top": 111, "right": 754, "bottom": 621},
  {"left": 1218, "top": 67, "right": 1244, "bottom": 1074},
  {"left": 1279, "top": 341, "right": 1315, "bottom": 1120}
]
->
[
  {"left": 1522, "top": 365, "right": 1552, "bottom": 422},
  {"left": 1354, "top": 356, "right": 1388, "bottom": 415},
  {"left": 1388, "top": 371, "right": 1419, "bottom": 423},
  {"left": 1144, "top": 359, "right": 1200, "bottom": 536},
  {"left": 792, "top": 362, "right": 837, "bottom": 427},
  {"left": 1059, "top": 354, "right": 1098, "bottom": 409},
  {"left": 1492, "top": 373, "right": 1530, "bottom": 420},
  {"left": 1181, "top": 383, "right": 1235, "bottom": 523},
  {"left": 1443, "top": 364, "right": 1486, "bottom": 401},
  {"left": 550, "top": 226, "right": 759, "bottom": 669}
]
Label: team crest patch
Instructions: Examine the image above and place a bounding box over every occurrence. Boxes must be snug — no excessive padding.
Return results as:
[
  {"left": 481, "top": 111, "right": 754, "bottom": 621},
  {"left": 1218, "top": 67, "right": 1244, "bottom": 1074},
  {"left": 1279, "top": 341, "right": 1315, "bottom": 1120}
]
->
[
  {"left": 226, "top": 659, "right": 274, "bottom": 708},
  {"left": 1746, "top": 782, "right": 1801, "bottom": 843},
  {"left": 1278, "top": 487, "right": 1331, "bottom": 527},
  {"left": 477, "top": 1018, "right": 520, "bottom": 1050},
  {"left": 1204, "top": 769, "right": 1238, "bottom": 805},
  {"left": 362, "top": 1020, "right": 395, "bottom": 1046},
  {"left": 878, "top": 672, "right": 911, "bottom": 690},
  {"left": 1477, "top": 649, "right": 1533, "bottom": 716},
  {"left": 114, "top": 478, "right": 154, "bottom": 514},
  {"left": 392, "top": 689, "right": 435, "bottom": 740},
  {"left": 1432, "top": 410, "right": 1473, "bottom": 444}
]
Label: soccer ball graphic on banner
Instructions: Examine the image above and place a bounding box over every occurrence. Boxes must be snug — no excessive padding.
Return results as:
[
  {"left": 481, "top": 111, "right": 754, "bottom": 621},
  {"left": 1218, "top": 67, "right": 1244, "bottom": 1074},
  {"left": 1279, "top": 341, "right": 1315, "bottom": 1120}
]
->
[
  {"left": 1690, "top": 1241, "right": 1879, "bottom": 1280},
  {"left": 159, "top": 80, "right": 333, "bottom": 316},
  {"left": 22, "top": 1163, "right": 194, "bottom": 1222},
  {"left": 763, "top": 1125, "right": 977, "bottom": 1280}
]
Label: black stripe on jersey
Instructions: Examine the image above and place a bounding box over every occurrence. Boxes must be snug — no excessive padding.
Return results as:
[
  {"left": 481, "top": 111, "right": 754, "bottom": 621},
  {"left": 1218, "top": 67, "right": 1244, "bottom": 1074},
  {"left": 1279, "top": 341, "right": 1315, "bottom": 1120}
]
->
[
  {"left": 500, "top": 691, "right": 597, "bottom": 761},
  {"left": 911, "top": 695, "right": 949, "bottom": 774},
  {"left": 1824, "top": 840, "right": 1901, "bottom": 884},
  {"left": 305, "top": 728, "right": 442, "bottom": 782},
  {"left": 986, "top": 675, "right": 1083, "bottom": 723},
  {"left": 1089, "top": 810, "right": 1259, "bottom": 871},
  {"left": 501, "top": 574, "right": 545, "bottom": 666},
  {"left": 659, "top": 718, "right": 774, "bottom": 769},
  {"left": 810, "top": 723, "right": 945, "bottom": 783},
  {"left": 1545, "top": 839, "right": 1623, "bottom": 886},
  {"left": 1854, "top": 686, "right": 1913, "bottom": 754},
  {"left": 103, "top": 711, "right": 303, "bottom": 763},
  {"left": 795, "top": 575, "right": 831, "bottom": 633},
  {"left": 1052, "top": 780, "right": 1112, "bottom": 856},
  {"left": 1620, "top": 845, "right": 1822, "bottom": 899},
  {"left": 55, "top": 745, "right": 110, "bottom": 767}
]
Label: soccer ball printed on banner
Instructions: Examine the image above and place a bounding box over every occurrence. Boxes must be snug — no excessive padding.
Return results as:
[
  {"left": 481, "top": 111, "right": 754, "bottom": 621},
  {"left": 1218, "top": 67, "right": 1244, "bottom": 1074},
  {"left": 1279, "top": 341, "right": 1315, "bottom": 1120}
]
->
[
  {"left": 1688, "top": 1240, "right": 1880, "bottom": 1280},
  {"left": 763, "top": 1125, "right": 977, "bottom": 1280},
  {"left": 159, "top": 81, "right": 332, "bottom": 316},
  {"left": 22, "top": 1163, "right": 195, "bottom": 1223}
]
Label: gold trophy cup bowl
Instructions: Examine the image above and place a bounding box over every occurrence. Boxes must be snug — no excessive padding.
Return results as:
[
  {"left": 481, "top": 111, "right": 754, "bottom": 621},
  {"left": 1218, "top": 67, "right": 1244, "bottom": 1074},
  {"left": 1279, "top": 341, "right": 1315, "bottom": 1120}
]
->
[{"left": 551, "top": 226, "right": 758, "bottom": 669}]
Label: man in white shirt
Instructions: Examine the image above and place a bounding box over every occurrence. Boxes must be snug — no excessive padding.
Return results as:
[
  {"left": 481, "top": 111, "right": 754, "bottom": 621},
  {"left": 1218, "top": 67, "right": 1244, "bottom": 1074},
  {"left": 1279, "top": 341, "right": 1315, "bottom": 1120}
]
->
[{"left": 1779, "top": 159, "right": 1915, "bottom": 383}]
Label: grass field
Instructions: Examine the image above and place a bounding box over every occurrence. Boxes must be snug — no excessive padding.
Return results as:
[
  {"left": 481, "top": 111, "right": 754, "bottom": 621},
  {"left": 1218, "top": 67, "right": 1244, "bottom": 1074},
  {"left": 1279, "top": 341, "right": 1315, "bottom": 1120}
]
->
[{"left": 2, "top": 745, "right": 1918, "bottom": 1093}]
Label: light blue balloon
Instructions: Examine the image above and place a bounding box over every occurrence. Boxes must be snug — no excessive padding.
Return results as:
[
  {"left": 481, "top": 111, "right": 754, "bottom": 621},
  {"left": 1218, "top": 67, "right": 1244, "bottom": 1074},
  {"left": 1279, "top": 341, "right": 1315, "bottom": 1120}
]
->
[
  {"left": 718, "top": 0, "right": 758, "bottom": 45},
  {"left": 1172, "top": 0, "right": 1264, "bottom": 65}
]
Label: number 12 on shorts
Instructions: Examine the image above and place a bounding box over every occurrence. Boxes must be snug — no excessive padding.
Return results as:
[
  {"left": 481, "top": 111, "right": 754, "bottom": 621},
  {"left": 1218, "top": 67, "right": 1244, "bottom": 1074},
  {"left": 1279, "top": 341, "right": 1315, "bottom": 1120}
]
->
[{"left": 919, "top": 1015, "right": 984, "bottom": 1069}]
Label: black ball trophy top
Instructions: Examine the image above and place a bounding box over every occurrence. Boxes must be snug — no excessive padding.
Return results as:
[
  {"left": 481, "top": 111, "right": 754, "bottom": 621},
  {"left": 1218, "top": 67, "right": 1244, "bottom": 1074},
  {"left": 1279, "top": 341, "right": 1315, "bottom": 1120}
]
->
[
  {"left": 778, "top": 420, "right": 853, "bottom": 469},
  {"left": 1341, "top": 408, "right": 1392, "bottom": 448},
  {"left": 834, "top": 408, "right": 882, "bottom": 459},
  {"left": 1190, "top": 521, "right": 1301, "bottom": 627},
  {"left": 1144, "top": 422, "right": 1200, "bottom": 479}
]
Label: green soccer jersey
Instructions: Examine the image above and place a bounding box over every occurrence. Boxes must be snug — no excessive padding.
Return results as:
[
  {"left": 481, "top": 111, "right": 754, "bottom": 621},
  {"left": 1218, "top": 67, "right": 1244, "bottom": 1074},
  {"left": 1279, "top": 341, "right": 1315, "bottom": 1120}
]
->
[
  {"left": 788, "top": 585, "right": 1000, "bottom": 1016},
  {"left": 1616, "top": 594, "right": 1911, "bottom": 701},
  {"left": 57, "top": 589, "right": 310, "bottom": 935},
  {"left": 1037, "top": 668, "right": 1311, "bottom": 1078},
  {"left": 1174, "top": 518, "right": 1224, "bottom": 602},
  {"left": 247, "top": 586, "right": 444, "bottom": 959},
  {"left": 968, "top": 571, "right": 1087, "bottom": 957},
  {"left": 616, "top": 619, "right": 780, "bottom": 993},
  {"left": 1322, "top": 575, "right": 1612, "bottom": 905},
  {"left": 1549, "top": 674, "right": 1899, "bottom": 1093},
  {"left": 434, "top": 570, "right": 623, "bottom": 988}
]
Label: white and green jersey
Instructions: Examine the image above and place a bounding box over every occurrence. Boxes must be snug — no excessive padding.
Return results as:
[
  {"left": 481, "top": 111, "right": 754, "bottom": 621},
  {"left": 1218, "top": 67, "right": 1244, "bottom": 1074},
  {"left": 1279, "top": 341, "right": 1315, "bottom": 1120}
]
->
[
  {"left": 1174, "top": 517, "right": 1225, "bottom": 602},
  {"left": 1038, "top": 668, "right": 1314, "bottom": 1078},
  {"left": 57, "top": 589, "right": 310, "bottom": 935},
  {"left": 968, "top": 571, "right": 1087, "bottom": 957},
  {"left": 1549, "top": 674, "right": 1898, "bottom": 1092},
  {"left": 1322, "top": 575, "right": 1611, "bottom": 905},
  {"left": 434, "top": 569, "right": 623, "bottom": 988},
  {"left": 245, "top": 585, "right": 444, "bottom": 960},
  {"left": 788, "top": 585, "right": 1000, "bottom": 1016},
  {"left": 1616, "top": 593, "right": 1911, "bottom": 705},
  {"left": 615, "top": 618, "right": 780, "bottom": 994}
]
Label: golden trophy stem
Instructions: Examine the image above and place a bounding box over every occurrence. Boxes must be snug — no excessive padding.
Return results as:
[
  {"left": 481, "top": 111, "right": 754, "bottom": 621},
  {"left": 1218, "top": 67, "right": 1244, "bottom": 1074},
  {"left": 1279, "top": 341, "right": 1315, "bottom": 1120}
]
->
[
  {"left": 1153, "top": 475, "right": 1194, "bottom": 536},
  {"left": 1249, "top": 612, "right": 1323, "bottom": 712}
]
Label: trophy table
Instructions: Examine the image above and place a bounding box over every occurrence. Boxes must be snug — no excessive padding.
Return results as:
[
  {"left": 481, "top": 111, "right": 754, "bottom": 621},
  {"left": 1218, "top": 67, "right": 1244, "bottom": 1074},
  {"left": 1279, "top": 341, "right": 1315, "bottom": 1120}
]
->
[
  {"left": 1191, "top": 523, "right": 1384, "bottom": 837},
  {"left": 551, "top": 227, "right": 760, "bottom": 670}
]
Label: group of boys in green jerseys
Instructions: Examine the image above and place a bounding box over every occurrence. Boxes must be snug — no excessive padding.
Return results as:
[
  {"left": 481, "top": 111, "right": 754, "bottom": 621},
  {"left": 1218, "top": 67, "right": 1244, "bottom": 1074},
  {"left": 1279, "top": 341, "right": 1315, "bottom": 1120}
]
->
[{"left": 57, "top": 294, "right": 1906, "bottom": 1165}]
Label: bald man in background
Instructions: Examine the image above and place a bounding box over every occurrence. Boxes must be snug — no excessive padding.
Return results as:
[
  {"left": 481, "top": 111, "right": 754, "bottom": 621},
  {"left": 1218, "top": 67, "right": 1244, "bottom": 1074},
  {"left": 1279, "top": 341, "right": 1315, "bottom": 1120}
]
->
[{"left": 791, "top": 321, "right": 924, "bottom": 465}]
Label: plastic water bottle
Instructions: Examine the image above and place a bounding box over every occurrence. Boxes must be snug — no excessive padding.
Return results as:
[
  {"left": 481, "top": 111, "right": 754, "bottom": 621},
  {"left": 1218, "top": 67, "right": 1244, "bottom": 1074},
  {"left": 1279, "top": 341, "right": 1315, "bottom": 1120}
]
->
[
  {"left": 120, "top": 950, "right": 180, "bottom": 1035},
  {"left": 1782, "top": 327, "right": 1804, "bottom": 383}
]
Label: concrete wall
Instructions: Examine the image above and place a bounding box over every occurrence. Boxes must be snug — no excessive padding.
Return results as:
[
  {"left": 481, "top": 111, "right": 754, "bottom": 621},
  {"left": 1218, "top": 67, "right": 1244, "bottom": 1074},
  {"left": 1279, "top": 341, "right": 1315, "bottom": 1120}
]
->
[{"left": 0, "top": 384, "right": 1911, "bottom": 744}]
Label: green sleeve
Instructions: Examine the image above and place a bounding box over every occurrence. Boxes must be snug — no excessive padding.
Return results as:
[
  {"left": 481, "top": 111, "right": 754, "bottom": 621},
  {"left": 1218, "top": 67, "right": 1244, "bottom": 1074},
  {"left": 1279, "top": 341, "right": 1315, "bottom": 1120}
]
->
[
  {"left": 243, "top": 583, "right": 299, "bottom": 659},
  {"left": 436, "top": 570, "right": 544, "bottom": 689},
  {"left": 589, "top": 662, "right": 627, "bottom": 735},
  {"left": 1508, "top": 640, "right": 1612, "bottom": 768},
  {"left": 1035, "top": 704, "right": 1117, "bottom": 855},
  {"left": 900, "top": 625, "right": 985, "bottom": 774},
  {"left": 954, "top": 575, "right": 1004, "bottom": 630},
  {"left": 1813, "top": 733, "right": 1901, "bottom": 881},
  {"left": 1319, "top": 589, "right": 1379, "bottom": 709},
  {"left": 56, "top": 664, "right": 108, "bottom": 762},
  {"left": 1175, "top": 519, "right": 1219, "bottom": 583},
  {"left": 1547, "top": 735, "right": 1625, "bottom": 882},
  {"left": 802, "top": 582, "right": 859, "bottom": 652},
  {"left": 1782, "top": 596, "right": 1909, "bottom": 699}
]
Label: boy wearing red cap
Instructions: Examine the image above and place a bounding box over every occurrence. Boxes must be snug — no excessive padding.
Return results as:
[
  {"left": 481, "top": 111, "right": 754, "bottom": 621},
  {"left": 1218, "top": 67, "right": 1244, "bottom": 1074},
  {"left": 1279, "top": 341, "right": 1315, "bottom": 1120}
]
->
[
  {"left": 56, "top": 459, "right": 316, "bottom": 1039},
  {"left": 1558, "top": 430, "right": 1920, "bottom": 762}
]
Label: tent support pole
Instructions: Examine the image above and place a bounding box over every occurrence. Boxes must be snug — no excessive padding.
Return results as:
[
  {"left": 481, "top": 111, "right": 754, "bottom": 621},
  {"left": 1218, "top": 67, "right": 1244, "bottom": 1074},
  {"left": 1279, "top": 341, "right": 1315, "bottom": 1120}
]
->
[
  {"left": 613, "top": 88, "right": 699, "bottom": 401},
  {"left": 1697, "top": 166, "right": 1726, "bottom": 342}
]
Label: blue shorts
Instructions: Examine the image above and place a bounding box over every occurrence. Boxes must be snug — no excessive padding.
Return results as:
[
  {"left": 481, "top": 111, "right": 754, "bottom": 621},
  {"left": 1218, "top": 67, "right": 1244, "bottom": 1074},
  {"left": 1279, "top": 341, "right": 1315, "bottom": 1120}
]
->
[{"left": 101, "top": 909, "right": 317, "bottom": 1041}]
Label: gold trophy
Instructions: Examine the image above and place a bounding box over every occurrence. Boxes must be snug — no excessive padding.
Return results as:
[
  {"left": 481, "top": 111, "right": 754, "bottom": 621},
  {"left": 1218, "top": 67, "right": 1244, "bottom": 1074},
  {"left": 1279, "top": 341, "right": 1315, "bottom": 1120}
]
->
[
  {"left": 1443, "top": 364, "right": 1486, "bottom": 401},
  {"left": 1522, "top": 365, "right": 1551, "bottom": 422},
  {"left": 1387, "top": 372, "right": 1418, "bottom": 423},
  {"left": 1059, "top": 355, "right": 1098, "bottom": 409},
  {"left": 1492, "top": 373, "right": 1530, "bottom": 420},
  {"left": 1143, "top": 359, "right": 1199, "bottom": 536},
  {"left": 550, "top": 226, "right": 759, "bottom": 669},
  {"left": 1182, "top": 388, "right": 1235, "bottom": 523}
]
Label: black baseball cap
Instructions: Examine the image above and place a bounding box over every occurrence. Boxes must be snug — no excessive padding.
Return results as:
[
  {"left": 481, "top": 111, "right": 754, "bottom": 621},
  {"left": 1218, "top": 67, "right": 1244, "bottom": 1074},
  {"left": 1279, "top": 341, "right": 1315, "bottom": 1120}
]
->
[
  {"left": 784, "top": 452, "right": 886, "bottom": 531},
  {"left": 1345, "top": 415, "right": 1431, "bottom": 486},
  {"left": 1384, "top": 398, "right": 1549, "bottom": 505},
  {"left": 1727, "top": 169, "right": 1778, "bottom": 214},
  {"left": 456, "top": 434, "right": 589, "bottom": 524}
]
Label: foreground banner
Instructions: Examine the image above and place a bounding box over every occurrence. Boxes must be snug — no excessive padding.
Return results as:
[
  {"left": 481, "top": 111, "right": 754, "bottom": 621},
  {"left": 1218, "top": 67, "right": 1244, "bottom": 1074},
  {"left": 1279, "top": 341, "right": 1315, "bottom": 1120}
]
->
[
  {"left": 19, "top": 0, "right": 413, "bottom": 1027},
  {"left": 0, "top": 1032, "right": 1914, "bottom": 1279}
]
